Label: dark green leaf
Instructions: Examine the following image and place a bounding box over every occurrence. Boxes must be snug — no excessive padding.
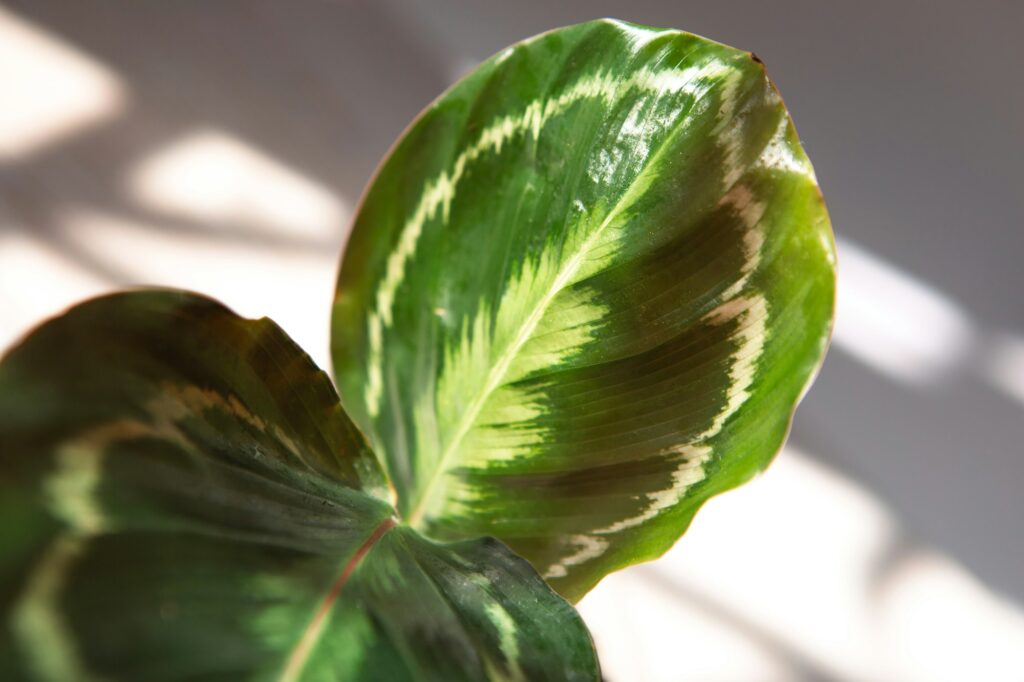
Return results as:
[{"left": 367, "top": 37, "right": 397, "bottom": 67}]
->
[
  {"left": 332, "top": 19, "right": 835, "bottom": 600},
  {"left": 0, "top": 291, "right": 597, "bottom": 681}
]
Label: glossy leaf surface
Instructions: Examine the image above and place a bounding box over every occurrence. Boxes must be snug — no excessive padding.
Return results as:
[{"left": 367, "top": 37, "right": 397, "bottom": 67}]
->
[
  {"left": 0, "top": 291, "right": 597, "bottom": 681},
  {"left": 332, "top": 19, "right": 835, "bottom": 600}
]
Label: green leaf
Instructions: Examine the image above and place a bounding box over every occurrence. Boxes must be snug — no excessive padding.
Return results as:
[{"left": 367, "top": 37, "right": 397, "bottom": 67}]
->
[
  {"left": 332, "top": 18, "right": 835, "bottom": 601},
  {"left": 0, "top": 291, "right": 597, "bottom": 681}
]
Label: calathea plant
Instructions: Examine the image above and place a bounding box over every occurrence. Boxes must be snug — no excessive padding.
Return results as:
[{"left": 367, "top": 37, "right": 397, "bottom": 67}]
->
[{"left": 0, "top": 18, "right": 834, "bottom": 682}]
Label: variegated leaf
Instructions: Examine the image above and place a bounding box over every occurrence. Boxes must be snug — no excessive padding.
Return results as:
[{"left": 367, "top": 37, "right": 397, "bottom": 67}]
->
[
  {"left": 332, "top": 19, "right": 835, "bottom": 600},
  {"left": 0, "top": 291, "right": 597, "bottom": 681}
]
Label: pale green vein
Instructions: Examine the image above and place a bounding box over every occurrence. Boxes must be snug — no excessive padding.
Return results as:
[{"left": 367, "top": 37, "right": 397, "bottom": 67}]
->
[
  {"left": 405, "top": 79, "right": 728, "bottom": 526},
  {"left": 363, "top": 58, "right": 735, "bottom": 427},
  {"left": 12, "top": 535, "right": 106, "bottom": 682}
]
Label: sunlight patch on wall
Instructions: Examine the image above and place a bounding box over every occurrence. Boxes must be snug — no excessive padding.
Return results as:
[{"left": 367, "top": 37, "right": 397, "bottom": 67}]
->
[
  {"left": 55, "top": 209, "right": 337, "bottom": 369},
  {"left": 833, "top": 237, "right": 972, "bottom": 385},
  {"left": 127, "top": 128, "right": 348, "bottom": 241},
  {"left": 0, "top": 232, "right": 109, "bottom": 354},
  {"left": 0, "top": 8, "right": 125, "bottom": 161},
  {"left": 578, "top": 568, "right": 796, "bottom": 682},
  {"left": 878, "top": 549, "right": 1024, "bottom": 682},
  {"left": 579, "top": 445, "right": 1024, "bottom": 680},
  {"left": 641, "top": 447, "right": 895, "bottom": 681}
]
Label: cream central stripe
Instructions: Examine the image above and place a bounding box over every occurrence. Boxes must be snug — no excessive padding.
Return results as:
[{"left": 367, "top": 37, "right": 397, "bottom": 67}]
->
[
  {"left": 363, "top": 59, "right": 732, "bottom": 422},
  {"left": 404, "top": 92, "right": 714, "bottom": 526}
]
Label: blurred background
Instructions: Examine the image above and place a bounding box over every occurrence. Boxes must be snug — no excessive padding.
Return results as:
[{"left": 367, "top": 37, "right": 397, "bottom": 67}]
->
[{"left": 1, "top": 1, "right": 1022, "bottom": 680}]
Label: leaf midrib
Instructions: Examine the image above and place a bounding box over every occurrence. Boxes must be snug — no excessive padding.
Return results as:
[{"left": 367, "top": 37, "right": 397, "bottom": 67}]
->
[
  {"left": 278, "top": 517, "right": 396, "bottom": 682},
  {"left": 406, "top": 122, "right": 688, "bottom": 528}
]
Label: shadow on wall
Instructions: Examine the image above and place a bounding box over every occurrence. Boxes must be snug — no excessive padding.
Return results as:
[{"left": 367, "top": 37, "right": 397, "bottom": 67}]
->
[
  {"left": 0, "top": 0, "right": 454, "bottom": 363},
  {"left": 0, "top": 0, "right": 450, "bottom": 282}
]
